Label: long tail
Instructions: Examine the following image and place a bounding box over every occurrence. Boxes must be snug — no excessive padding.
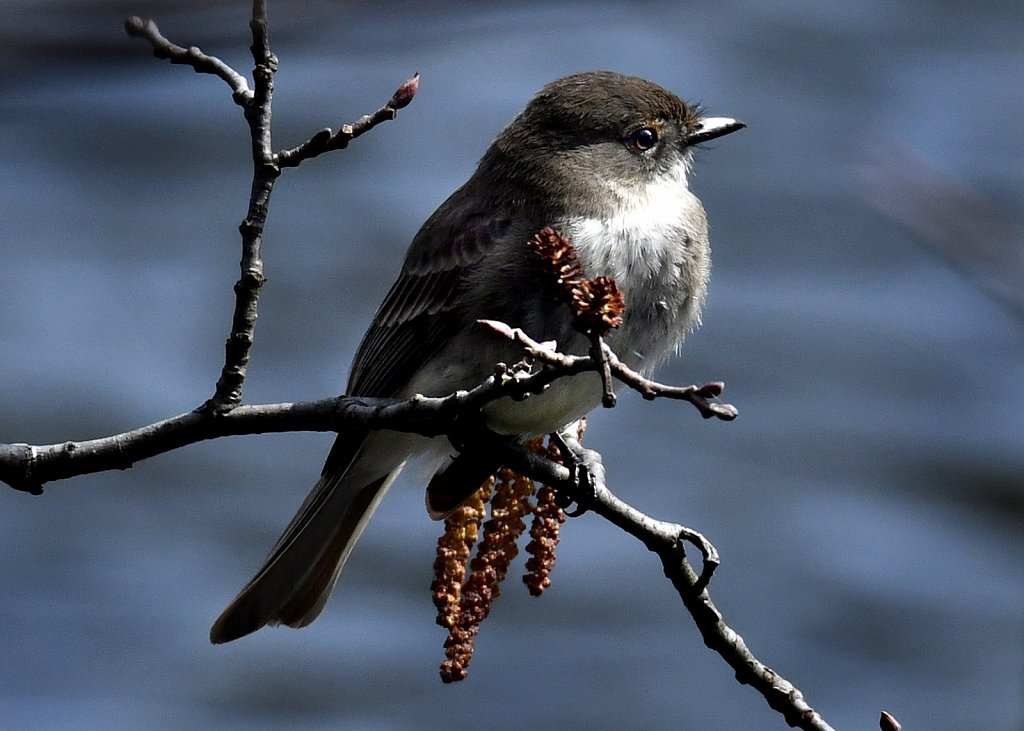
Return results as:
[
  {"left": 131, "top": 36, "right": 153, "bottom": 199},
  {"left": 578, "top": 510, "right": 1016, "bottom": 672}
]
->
[{"left": 209, "top": 431, "right": 410, "bottom": 644}]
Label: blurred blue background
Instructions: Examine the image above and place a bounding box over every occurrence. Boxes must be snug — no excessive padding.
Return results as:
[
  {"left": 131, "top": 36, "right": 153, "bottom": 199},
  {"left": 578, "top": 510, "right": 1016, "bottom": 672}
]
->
[{"left": 1, "top": 1, "right": 1022, "bottom": 729}]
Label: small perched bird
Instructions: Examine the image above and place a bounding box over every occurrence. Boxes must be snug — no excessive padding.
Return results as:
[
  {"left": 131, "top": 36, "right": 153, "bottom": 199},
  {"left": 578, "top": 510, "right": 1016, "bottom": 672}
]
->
[{"left": 210, "top": 71, "right": 743, "bottom": 643}]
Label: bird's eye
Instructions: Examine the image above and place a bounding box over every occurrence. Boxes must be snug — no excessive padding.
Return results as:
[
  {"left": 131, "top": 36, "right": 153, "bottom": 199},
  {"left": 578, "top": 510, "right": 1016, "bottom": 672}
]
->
[{"left": 627, "top": 126, "right": 659, "bottom": 152}]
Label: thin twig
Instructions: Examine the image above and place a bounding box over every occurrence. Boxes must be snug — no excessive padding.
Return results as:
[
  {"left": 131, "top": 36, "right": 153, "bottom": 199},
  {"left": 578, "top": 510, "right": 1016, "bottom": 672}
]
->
[
  {"left": 587, "top": 332, "right": 617, "bottom": 407},
  {"left": 123, "top": 16, "right": 253, "bottom": 106},
  {"left": 481, "top": 320, "right": 738, "bottom": 421},
  {"left": 276, "top": 73, "right": 419, "bottom": 168},
  {"left": 125, "top": 4, "right": 414, "bottom": 413},
  {"left": 125, "top": 7, "right": 274, "bottom": 413},
  {"left": 201, "top": 0, "right": 277, "bottom": 413}
]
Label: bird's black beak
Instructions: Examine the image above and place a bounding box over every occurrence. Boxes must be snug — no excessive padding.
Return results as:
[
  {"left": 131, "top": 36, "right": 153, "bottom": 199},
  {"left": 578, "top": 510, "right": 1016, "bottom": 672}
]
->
[{"left": 687, "top": 117, "right": 745, "bottom": 145}]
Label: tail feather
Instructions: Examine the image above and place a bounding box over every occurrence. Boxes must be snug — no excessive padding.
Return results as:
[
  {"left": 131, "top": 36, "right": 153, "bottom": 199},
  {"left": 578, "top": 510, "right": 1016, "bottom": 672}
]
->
[
  {"left": 273, "top": 473, "right": 394, "bottom": 629},
  {"left": 209, "top": 431, "right": 408, "bottom": 644}
]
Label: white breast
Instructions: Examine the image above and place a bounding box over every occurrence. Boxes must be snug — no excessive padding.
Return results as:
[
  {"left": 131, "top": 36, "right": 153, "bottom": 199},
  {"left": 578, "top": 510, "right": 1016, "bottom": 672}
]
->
[{"left": 559, "top": 158, "right": 710, "bottom": 372}]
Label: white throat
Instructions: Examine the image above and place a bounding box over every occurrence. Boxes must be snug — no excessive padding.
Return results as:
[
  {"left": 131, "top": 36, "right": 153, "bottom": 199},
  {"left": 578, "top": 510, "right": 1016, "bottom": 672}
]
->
[
  {"left": 561, "top": 157, "right": 699, "bottom": 286},
  {"left": 556, "top": 156, "right": 710, "bottom": 371}
]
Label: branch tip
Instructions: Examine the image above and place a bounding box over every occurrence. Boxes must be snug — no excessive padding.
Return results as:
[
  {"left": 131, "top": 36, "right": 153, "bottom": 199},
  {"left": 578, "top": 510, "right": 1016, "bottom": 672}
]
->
[
  {"left": 124, "top": 16, "right": 146, "bottom": 36},
  {"left": 478, "top": 319, "right": 516, "bottom": 339},
  {"left": 879, "top": 711, "right": 902, "bottom": 731},
  {"left": 390, "top": 72, "right": 420, "bottom": 110}
]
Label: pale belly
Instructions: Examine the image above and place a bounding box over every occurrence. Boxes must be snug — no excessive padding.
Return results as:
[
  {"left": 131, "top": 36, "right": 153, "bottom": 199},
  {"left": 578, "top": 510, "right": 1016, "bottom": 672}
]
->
[{"left": 482, "top": 370, "right": 605, "bottom": 436}]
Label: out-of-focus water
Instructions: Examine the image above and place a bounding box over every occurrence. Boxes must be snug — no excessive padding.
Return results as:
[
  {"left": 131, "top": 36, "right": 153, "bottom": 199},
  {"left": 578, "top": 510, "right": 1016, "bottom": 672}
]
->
[{"left": 1, "top": 1, "right": 1022, "bottom": 729}]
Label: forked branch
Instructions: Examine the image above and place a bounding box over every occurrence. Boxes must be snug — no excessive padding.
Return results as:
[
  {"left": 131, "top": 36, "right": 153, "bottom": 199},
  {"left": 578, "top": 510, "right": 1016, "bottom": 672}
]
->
[{"left": 0, "top": 3, "right": 881, "bottom": 730}]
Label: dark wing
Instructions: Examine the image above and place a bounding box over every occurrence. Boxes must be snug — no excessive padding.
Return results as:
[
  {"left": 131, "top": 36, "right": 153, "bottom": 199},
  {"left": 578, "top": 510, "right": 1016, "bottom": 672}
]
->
[
  {"left": 346, "top": 195, "right": 513, "bottom": 400},
  {"left": 346, "top": 268, "right": 462, "bottom": 398},
  {"left": 320, "top": 198, "right": 512, "bottom": 479}
]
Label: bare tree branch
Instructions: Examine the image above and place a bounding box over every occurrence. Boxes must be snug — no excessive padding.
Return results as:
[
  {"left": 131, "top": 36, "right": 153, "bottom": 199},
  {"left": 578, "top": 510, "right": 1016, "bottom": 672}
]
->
[
  {"left": 545, "top": 435, "right": 835, "bottom": 731},
  {"left": 276, "top": 73, "right": 420, "bottom": 168},
  {"left": 124, "top": 2, "right": 416, "bottom": 414},
  {"left": 0, "top": 397, "right": 418, "bottom": 496},
  {"left": 481, "top": 320, "right": 738, "bottom": 420},
  {"left": 451, "top": 431, "right": 836, "bottom": 731},
  {"left": 588, "top": 332, "right": 618, "bottom": 407},
  {"left": 0, "top": 387, "right": 827, "bottom": 731},
  {"left": 0, "top": 323, "right": 732, "bottom": 495},
  {"left": 0, "top": 4, "right": 859, "bottom": 729},
  {"left": 205, "top": 0, "right": 276, "bottom": 413},
  {"left": 124, "top": 15, "right": 253, "bottom": 105}
]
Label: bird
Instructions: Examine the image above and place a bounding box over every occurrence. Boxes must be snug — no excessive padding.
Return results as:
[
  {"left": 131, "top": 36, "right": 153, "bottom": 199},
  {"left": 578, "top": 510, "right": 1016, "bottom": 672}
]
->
[{"left": 210, "top": 70, "right": 743, "bottom": 643}]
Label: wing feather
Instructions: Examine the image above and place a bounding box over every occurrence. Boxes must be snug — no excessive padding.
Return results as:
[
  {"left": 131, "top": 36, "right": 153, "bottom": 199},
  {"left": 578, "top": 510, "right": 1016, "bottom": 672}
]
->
[{"left": 346, "top": 201, "right": 514, "bottom": 400}]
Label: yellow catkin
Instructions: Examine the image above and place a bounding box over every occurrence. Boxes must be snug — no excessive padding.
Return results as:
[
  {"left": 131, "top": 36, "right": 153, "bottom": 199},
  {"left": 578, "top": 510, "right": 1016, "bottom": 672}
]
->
[
  {"left": 524, "top": 484, "right": 566, "bottom": 596},
  {"left": 437, "top": 434, "right": 582, "bottom": 681},
  {"left": 432, "top": 479, "right": 491, "bottom": 632}
]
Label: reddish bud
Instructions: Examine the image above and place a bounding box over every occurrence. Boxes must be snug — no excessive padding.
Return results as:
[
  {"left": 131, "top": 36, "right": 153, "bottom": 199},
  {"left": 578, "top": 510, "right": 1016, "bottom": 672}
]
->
[
  {"left": 390, "top": 72, "right": 419, "bottom": 109},
  {"left": 879, "top": 711, "right": 902, "bottom": 731}
]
